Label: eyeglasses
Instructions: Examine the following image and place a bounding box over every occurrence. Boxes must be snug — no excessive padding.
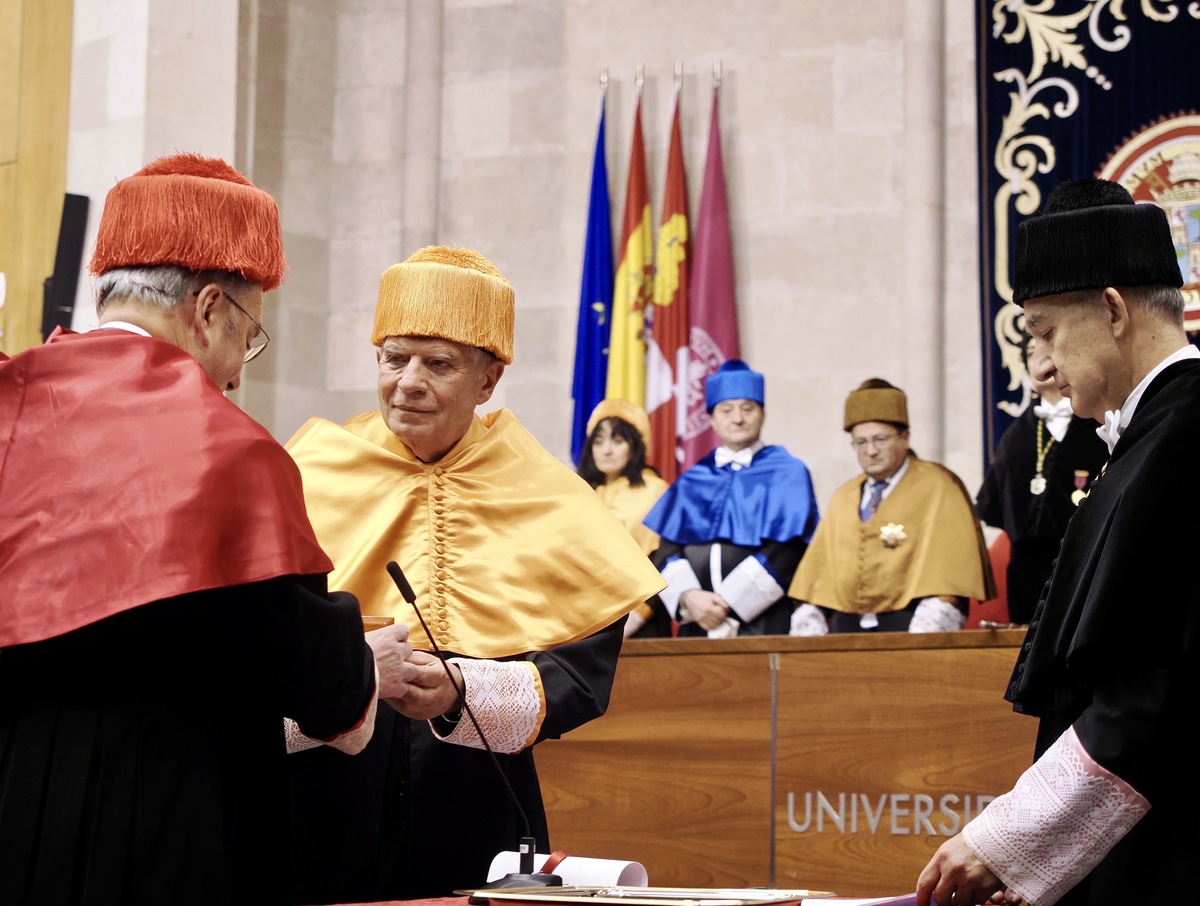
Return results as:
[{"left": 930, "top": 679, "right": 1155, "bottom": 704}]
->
[
  {"left": 222, "top": 291, "right": 271, "bottom": 363},
  {"left": 851, "top": 432, "right": 901, "bottom": 451},
  {"left": 195, "top": 288, "right": 271, "bottom": 363}
]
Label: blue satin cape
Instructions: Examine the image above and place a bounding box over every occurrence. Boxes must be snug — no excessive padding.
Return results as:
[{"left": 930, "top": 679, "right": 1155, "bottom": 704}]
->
[{"left": 642, "top": 445, "right": 820, "bottom": 547}]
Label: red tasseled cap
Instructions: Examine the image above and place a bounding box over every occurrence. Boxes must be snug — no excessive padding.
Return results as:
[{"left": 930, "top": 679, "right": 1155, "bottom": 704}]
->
[{"left": 89, "top": 153, "right": 286, "bottom": 291}]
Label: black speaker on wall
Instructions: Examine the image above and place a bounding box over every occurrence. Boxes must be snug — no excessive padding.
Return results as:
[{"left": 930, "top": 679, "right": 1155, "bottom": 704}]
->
[{"left": 42, "top": 192, "right": 90, "bottom": 340}]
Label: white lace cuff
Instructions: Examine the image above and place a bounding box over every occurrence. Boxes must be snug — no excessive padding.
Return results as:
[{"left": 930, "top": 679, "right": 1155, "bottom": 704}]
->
[
  {"left": 789, "top": 602, "right": 829, "bottom": 636},
  {"left": 963, "top": 726, "right": 1149, "bottom": 906},
  {"left": 719, "top": 555, "right": 784, "bottom": 623},
  {"left": 660, "top": 557, "right": 702, "bottom": 620},
  {"left": 285, "top": 662, "right": 379, "bottom": 755},
  {"left": 434, "top": 658, "right": 544, "bottom": 753},
  {"left": 908, "top": 597, "right": 965, "bottom": 632}
]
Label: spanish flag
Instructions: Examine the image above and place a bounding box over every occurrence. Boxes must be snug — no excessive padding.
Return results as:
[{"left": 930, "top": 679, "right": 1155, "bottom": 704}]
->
[{"left": 605, "top": 95, "right": 653, "bottom": 406}]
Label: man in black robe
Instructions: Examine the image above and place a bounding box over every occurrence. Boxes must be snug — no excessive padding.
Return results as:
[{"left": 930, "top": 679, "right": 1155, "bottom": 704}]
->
[
  {"left": 0, "top": 154, "right": 416, "bottom": 906},
  {"left": 917, "top": 179, "right": 1200, "bottom": 906},
  {"left": 975, "top": 332, "right": 1109, "bottom": 624}
]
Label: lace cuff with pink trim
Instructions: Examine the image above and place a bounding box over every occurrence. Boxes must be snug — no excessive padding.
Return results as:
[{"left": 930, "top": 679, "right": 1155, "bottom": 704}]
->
[
  {"left": 433, "top": 657, "right": 545, "bottom": 753},
  {"left": 284, "top": 662, "right": 380, "bottom": 755},
  {"left": 963, "top": 725, "right": 1149, "bottom": 906}
]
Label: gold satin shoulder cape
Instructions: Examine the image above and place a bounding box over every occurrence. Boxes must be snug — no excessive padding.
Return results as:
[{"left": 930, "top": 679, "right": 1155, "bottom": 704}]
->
[
  {"left": 789, "top": 456, "right": 995, "bottom": 613},
  {"left": 287, "top": 409, "right": 666, "bottom": 658},
  {"left": 594, "top": 471, "right": 670, "bottom": 555}
]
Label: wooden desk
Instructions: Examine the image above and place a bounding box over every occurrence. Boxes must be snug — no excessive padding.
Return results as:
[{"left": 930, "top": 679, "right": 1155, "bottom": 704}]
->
[{"left": 536, "top": 631, "right": 1035, "bottom": 898}]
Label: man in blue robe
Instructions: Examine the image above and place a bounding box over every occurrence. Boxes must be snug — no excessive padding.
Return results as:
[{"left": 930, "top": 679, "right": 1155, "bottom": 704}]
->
[{"left": 643, "top": 360, "right": 820, "bottom": 637}]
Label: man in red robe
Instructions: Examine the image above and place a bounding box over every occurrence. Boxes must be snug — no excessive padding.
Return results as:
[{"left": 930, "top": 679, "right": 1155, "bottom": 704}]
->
[{"left": 0, "top": 153, "right": 415, "bottom": 906}]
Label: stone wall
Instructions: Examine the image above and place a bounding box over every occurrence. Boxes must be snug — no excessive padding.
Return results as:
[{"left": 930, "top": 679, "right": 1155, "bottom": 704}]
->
[{"left": 66, "top": 0, "right": 984, "bottom": 498}]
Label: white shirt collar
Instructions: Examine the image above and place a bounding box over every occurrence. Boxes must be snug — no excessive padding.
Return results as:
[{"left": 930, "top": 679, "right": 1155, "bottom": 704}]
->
[
  {"left": 1096, "top": 344, "right": 1200, "bottom": 453},
  {"left": 1032, "top": 396, "right": 1073, "bottom": 442},
  {"left": 714, "top": 440, "right": 764, "bottom": 470},
  {"left": 93, "top": 321, "right": 152, "bottom": 337},
  {"left": 860, "top": 456, "right": 910, "bottom": 507}
]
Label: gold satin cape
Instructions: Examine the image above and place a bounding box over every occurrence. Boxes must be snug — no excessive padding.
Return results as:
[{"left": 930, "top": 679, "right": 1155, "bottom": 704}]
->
[
  {"left": 594, "top": 471, "right": 670, "bottom": 555},
  {"left": 287, "top": 409, "right": 666, "bottom": 658},
  {"left": 789, "top": 456, "right": 995, "bottom": 613}
]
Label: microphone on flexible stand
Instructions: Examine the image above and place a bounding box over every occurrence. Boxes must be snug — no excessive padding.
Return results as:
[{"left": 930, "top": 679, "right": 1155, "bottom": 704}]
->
[{"left": 385, "top": 561, "right": 563, "bottom": 897}]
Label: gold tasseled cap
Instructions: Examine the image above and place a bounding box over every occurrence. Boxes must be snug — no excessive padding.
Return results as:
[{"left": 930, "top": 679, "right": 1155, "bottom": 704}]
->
[
  {"left": 88, "top": 153, "right": 285, "bottom": 291},
  {"left": 844, "top": 378, "right": 909, "bottom": 431},
  {"left": 371, "top": 246, "right": 515, "bottom": 364},
  {"left": 586, "top": 398, "right": 652, "bottom": 456}
]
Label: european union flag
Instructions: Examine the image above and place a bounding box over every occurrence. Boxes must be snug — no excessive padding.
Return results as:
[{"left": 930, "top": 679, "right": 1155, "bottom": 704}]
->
[{"left": 570, "top": 103, "right": 614, "bottom": 464}]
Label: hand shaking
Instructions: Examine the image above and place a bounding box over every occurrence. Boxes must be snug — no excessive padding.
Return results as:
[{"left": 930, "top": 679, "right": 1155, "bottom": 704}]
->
[{"left": 365, "top": 622, "right": 420, "bottom": 701}]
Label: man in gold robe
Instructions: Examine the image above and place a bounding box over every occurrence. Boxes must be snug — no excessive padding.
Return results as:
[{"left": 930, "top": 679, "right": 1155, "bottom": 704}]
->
[
  {"left": 285, "top": 246, "right": 666, "bottom": 903},
  {"left": 789, "top": 379, "right": 994, "bottom": 634}
]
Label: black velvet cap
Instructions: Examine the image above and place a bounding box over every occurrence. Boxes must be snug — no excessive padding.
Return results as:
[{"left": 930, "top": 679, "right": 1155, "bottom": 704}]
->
[{"left": 1013, "top": 178, "right": 1182, "bottom": 306}]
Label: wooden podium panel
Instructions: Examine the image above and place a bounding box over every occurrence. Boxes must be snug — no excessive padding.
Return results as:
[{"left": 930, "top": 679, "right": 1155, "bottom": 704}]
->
[
  {"left": 536, "top": 632, "right": 1037, "bottom": 897},
  {"left": 538, "top": 651, "right": 775, "bottom": 886},
  {"left": 773, "top": 642, "right": 1036, "bottom": 896}
]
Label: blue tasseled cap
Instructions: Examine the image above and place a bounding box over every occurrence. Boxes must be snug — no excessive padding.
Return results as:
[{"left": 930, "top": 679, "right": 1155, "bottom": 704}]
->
[{"left": 705, "top": 359, "right": 765, "bottom": 411}]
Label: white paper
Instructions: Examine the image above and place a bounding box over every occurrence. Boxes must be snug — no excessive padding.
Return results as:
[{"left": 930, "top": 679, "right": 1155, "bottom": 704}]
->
[{"left": 487, "top": 851, "right": 649, "bottom": 887}]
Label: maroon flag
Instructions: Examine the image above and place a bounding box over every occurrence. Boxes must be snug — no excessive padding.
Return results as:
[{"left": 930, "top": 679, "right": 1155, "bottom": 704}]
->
[
  {"left": 646, "top": 89, "right": 689, "bottom": 483},
  {"left": 681, "top": 84, "right": 740, "bottom": 469}
]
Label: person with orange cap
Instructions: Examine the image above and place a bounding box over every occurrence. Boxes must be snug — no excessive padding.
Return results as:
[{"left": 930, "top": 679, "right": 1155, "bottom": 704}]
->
[
  {"left": 284, "top": 246, "right": 666, "bottom": 902},
  {"left": 0, "top": 153, "right": 415, "bottom": 906},
  {"left": 577, "top": 398, "right": 671, "bottom": 637}
]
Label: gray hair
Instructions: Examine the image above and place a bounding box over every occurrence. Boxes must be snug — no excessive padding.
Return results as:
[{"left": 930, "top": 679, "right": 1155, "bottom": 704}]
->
[
  {"left": 1121, "top": 284, "right": 1185, "bottom": 325},
  {"left": 470, "top": 345, "right": 499, "bottom": 372},
  {"left": 96, "top": 265, "right": 255, "bottom": 316}
]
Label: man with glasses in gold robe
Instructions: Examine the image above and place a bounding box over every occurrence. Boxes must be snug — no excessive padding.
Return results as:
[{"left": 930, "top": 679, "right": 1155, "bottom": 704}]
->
[
  {"left": 788, "top": 378, "right": 994, "bottom": 634},
  {"left": 284, "top": 245, "right": 666, "bottom": 903}
]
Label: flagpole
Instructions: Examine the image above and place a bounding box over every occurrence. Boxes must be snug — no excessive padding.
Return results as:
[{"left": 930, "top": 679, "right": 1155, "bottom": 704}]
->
[{"left": 597, "top": 65, "right": 608, "bottom": 124}]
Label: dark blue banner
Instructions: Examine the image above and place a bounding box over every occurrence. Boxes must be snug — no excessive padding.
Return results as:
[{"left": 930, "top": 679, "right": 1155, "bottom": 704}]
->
[
  {"left": 977, "top": 2, "right": 1200, "bottom": 460},
  {"left": 571, "top": 103, "right": 614, "bottom": 465}
]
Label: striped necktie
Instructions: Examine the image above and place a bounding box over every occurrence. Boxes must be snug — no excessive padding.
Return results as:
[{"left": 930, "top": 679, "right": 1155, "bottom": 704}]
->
[{"left": 860, "top": 479, "right": 886, "bottom": 522}]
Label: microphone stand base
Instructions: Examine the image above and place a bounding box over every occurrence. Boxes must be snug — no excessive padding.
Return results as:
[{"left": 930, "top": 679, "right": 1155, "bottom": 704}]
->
[{"left": 468, "top": 872, "right": 563, "bottom": 904}]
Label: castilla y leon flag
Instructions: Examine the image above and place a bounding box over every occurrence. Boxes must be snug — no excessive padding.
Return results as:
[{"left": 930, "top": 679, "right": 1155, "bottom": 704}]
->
[
  {"left": 605, "top": 94, "right": 654, "bottom": 407},
  {"left": 645, "top": 88, "right": 690, "bottom": 483},
  {"left": 681, "top": 83, "right": 740, "bottom": 469},
  {"left": 570, "top": 98, "right": 614, "bottom": 465}
]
